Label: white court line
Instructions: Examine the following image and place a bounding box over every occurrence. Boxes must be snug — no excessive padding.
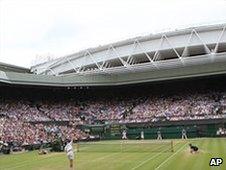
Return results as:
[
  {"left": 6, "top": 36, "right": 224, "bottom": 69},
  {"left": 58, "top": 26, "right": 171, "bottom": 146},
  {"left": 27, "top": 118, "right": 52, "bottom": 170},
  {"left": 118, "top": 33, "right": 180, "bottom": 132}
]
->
[
  {"left": 90, "top": 152, "right": 119, "bottom": 162},
  {"left": 155, "top": 142, "right": 188, "bottom": 170},
  {"left": 130, "top": 143, "right": 178, "bottom": 170},
  {"left": 3, "top": 161, "right": 29, "bottom": 170},
  {"left": 7, "top": 152, "right": 117, "bottom": 169},
  {"left": 130, "top": 151, "right": 164, "bottom": 170},
  {"left": 7, "top": 153, "right": 64, "bottom": 170},
  {"left": 78, "top": 152, "right": 120, "bottom": 166}
]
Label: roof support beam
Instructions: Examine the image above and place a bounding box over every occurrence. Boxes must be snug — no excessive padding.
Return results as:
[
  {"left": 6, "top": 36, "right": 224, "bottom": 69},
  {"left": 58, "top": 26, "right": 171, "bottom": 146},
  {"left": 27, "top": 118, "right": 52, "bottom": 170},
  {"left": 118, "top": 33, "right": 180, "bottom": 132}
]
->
[
  {"left": 109, "top": 45, "right": 129, "bottom": 67},
  {"left": 45, "top": 68, "right": 57, "bottom": 76},
  {"left": 84, "top": 50, "right": 111, "bottom": 75},
  {"left": 84, "top": 50, "right": 102, "bottom": 70},
  {"left": 214, "top": 26, "right": 226, "bottom": 53},
  {"left": 134, "top": 39, "right": 159, "bottom": 69},
  {"left": 65, "top": 58, "right": 81, "bottom": 74},
  {"left": 182, "top": 29, "right": 211, "bottom": 58}
]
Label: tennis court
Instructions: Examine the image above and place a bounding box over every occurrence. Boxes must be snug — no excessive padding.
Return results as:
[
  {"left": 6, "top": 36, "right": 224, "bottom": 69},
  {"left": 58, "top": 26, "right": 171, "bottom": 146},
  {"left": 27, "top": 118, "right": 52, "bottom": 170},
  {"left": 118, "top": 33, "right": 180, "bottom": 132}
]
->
[{"left": 0, "top": 138, "right": 225, "bottom": 170}]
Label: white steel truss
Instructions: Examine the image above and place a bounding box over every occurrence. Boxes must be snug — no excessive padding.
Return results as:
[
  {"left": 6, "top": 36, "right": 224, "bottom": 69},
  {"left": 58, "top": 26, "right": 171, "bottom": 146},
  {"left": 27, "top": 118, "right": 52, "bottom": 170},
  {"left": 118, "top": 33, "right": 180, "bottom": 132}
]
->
[
  {"left": 37, "top": 25, "right": 226, "bottom": 76},
  {"left": 214, "top": 26, "right": 226, "bottom": 53},
  {"left": 181, "top": 29, "right": 211, "bottom": 58}
]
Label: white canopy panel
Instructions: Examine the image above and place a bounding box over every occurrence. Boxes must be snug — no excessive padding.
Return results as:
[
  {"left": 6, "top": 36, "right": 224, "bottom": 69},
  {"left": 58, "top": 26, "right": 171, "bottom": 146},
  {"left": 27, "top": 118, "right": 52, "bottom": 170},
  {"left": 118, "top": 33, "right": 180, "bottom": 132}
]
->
[{"left": 31, "top": 24, "right": 226, "bottom": 76}]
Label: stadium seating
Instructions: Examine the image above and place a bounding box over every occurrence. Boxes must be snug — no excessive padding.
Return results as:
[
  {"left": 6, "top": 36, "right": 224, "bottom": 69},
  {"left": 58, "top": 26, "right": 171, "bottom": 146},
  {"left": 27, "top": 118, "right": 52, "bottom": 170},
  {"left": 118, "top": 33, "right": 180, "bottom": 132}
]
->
[{"left": 0, "top": 89, "right": 226, "bottom": 146}]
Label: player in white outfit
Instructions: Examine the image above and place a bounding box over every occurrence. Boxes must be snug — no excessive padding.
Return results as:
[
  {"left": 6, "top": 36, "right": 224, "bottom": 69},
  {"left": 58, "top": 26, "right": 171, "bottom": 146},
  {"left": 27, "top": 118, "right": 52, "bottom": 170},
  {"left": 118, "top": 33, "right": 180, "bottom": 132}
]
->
[
  {"left": 65, "top": 140, "right": 75, "bottom": 170},
  {"left": 140, "top": 131, "right": 144, "bottom": 140},
  {"left": 157, "top": 130, "right": 162, "bottom": 140},
  {"left": 181, "top": 128, "right": 187, "bottom": 139},
  {"left": 122, "top": 130, "right": 127, "bottom": 139}
]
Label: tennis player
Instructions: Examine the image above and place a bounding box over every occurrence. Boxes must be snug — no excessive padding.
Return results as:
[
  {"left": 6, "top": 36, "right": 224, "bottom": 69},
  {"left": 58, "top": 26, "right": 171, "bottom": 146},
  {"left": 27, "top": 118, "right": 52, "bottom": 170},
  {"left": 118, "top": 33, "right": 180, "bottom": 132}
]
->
[
  {"left": 189, "top": 143, "right": 199, "bottom": 154},
  {"left": 65, "top": 139, "right": 75, "bottom": 170}
]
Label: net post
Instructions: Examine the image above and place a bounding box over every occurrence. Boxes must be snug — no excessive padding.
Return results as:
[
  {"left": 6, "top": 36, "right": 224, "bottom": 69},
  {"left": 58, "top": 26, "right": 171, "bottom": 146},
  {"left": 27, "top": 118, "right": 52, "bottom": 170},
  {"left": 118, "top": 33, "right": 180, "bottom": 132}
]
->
[{"left": 171, "top": 140, "right": 174, "bottom": 152}]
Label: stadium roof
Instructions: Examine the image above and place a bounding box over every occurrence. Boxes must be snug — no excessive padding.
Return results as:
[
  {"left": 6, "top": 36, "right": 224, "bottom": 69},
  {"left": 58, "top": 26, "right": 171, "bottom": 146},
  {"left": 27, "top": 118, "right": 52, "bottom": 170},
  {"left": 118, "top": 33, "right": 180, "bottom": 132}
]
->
[
  {"left": 0, "top": 23, "right": 226, "bottom": 87},
  {"left": 0, "top": 56, "right": 226, "bottom": 87},
  {"left": 30, "top": 23, "right": 226, "bottom": 76},
  {"left": 0, "top": 62, "right": 30, "bottom": 73}
]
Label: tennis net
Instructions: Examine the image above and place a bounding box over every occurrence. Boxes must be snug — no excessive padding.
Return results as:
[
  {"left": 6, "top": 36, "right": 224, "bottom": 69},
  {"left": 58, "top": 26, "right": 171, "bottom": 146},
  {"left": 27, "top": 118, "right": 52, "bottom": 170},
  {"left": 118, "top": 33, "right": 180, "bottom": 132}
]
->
[{"left": 77, "top": 140, "right": 174, "bottom": 153}]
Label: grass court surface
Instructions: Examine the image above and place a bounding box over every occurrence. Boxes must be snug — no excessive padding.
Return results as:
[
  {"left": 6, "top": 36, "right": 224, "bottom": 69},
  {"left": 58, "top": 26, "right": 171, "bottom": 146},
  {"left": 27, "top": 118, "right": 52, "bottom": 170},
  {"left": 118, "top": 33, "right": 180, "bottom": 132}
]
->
[{"left": 0, "top": 138, "right": 225, "bottom": 170}]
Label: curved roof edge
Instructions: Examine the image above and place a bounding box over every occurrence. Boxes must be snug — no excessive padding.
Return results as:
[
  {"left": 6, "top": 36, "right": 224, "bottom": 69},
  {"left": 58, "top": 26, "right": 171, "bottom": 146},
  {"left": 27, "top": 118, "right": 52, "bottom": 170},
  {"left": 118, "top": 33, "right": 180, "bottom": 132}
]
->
[
  {"left": 0, "top": 62, "right": 30, "bottom": 73},
  {"left": 31, "top": 23, "right": 226, "bottom": 68},
  {"left": 2, "top": 59, "right": 226, "bottom": 87}
]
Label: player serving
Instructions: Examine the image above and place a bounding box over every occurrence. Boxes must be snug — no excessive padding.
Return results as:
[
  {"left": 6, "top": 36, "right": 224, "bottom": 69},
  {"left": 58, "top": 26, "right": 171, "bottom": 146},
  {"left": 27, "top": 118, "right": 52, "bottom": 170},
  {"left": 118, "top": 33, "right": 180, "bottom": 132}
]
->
[{"left": 65, "top": 138, "right": 75, "bottom": 170}]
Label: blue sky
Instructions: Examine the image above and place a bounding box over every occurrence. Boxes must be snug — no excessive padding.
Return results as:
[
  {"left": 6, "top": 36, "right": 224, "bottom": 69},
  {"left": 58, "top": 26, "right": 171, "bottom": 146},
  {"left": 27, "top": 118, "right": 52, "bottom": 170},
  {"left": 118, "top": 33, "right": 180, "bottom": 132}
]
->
[{"left": 0, "top": 0, "right": 226, "bottom": 68}]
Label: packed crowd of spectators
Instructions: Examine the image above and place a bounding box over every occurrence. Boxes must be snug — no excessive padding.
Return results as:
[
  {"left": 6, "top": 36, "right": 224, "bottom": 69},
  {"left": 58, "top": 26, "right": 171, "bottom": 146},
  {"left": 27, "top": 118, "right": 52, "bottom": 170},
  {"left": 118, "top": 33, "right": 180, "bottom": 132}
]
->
[
  {"left": 0, "top": 90, "right": 226, "bottom": 145},
  {"left": 130, "top": 92, "right": 226, "bottom": 122},
  {"left": 1, "top": 120, "right": 88, "bottom": 146}
]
